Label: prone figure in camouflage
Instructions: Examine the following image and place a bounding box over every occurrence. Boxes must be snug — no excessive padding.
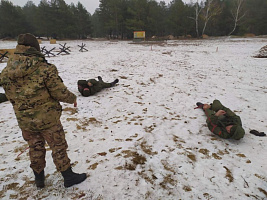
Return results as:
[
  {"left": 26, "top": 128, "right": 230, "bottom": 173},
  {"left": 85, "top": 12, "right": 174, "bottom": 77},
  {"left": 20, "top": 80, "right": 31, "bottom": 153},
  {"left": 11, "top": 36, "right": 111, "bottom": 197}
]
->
[
  {"left": 78, "top": 76, "right": 119, "bottom": 97},
  {"left": 0, "top": 33, "right": 86, "bottom": 188},
  {"left": 196, "top": 100, "right": 245, "bottom": 140}
]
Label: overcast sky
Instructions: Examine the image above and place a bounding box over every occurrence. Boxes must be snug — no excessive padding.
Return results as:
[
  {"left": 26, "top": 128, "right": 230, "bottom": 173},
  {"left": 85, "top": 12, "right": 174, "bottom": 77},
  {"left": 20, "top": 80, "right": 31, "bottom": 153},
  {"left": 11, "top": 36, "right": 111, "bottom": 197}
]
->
[{"left": 10, "top": 0, "right": 193, "bottom": 15}]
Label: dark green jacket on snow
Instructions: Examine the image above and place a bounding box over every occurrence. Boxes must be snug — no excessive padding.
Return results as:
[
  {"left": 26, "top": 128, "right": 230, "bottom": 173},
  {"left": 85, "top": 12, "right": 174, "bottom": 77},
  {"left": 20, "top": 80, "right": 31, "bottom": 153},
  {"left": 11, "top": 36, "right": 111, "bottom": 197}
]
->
[{"left": 204, "top": 100, "right": 245, "bottom": 140}]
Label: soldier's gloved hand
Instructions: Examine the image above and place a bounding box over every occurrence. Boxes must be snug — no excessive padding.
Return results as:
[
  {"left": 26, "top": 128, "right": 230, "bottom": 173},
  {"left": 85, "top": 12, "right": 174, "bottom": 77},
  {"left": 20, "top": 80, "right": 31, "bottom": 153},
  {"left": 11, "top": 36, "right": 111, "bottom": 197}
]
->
[
  {"left": 74, "top": 101, "right": 77, "bottom": 107},
  {"left": 215, "top": 110, "right": 226, "bottom": 116}
]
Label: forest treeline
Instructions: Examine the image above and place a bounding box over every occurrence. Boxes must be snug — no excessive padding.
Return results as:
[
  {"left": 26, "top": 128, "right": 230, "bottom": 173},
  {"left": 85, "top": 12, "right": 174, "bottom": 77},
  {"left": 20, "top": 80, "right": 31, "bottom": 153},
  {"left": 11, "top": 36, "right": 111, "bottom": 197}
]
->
[{"left": 0, "top": 0, "right": 267, "bottom": 39}]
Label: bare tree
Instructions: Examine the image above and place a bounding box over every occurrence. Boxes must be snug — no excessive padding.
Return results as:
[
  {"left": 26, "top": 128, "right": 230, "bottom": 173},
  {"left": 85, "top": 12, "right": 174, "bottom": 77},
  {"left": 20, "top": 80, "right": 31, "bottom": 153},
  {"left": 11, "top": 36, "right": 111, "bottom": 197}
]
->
[
  {"left": 228, "top": 0, "right": 246, "bottom": 36},
  {"left": 201, "top": 0, "right": 222, "bottom": 36},
  {"left": 188, "top": 0, "right": 203, "bottom": 38}
]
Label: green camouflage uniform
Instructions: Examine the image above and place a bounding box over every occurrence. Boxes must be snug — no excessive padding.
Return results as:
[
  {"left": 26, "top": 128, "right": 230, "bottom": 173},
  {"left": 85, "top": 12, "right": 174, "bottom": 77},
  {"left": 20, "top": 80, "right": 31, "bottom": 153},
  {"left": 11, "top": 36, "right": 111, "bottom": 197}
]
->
[
  {"left": 0, "top": 44, "right": 76, "bottom": 173},
  {"left": 78, "top": 79, "right": 113, "bottom": 96},
  {"left": 204, "top": 100, "right": 245, "bottom": 140},
  {"left": 87, "top": 79, "right": 113, "bottom": 95}
]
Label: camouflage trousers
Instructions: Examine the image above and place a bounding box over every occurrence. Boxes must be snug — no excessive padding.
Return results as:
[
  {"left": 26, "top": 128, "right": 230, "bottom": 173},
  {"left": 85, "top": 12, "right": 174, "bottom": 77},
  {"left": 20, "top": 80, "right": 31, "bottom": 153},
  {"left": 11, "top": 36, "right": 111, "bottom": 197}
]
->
[{"left": 22, "top": 122, "right": 71, "bottom": 173}]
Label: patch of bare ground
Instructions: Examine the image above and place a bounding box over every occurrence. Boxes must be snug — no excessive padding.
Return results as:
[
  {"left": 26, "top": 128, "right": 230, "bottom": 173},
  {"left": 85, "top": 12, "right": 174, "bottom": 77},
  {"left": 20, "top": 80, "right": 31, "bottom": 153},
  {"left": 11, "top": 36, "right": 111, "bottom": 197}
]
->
[
  {"left": 14, "top": 144, "right": 29, "bottom": 154},
  {"left": 119, "top": 76, "right": 128, "bottom": 79},
  {"left": 109, "top": 147, "right": 122, "bottom": 153},
  {"left": 217, "top": 149, "right": 230, "bottom": 155},
  {"left": 183, "top": 185, "right": 192, "bottom": 192},
  {"left": 88, "top": 162, "right": 99, "bottom": 170},
  {"left": 187, "top": 153, "right": 196, "bottom": 162},
  {"left": 144, "top": 123, "right": 157, "bottom": 133},
  {"left": 236, "top": 153, "right": 246, "bottom": 158},
  {"left": 161, "top": 160, "right": 176, "bottom": 173},
  {"left": 76, "top": 117, "right": 101, "bottom": 131},
  {"left": 223, "top": 166, "right": 234, "bottom": 182},
  {"left": 116, "top": 150, "right": 147, "bottom": 170},
  {"left": 258, "top": 187, "right": 267, "bottom": 197},
  {"left": 199, "top": 148, "right": 210, "bottom": 157},
  {"left": 212, "top": 153, "right": 222, "bottom": 160},
  {"left": 97, "top": 152, "right": 107, "bottom": 156},
  {"left": 173, "top": 135, "right": 186, "bottom": 148},
  {"left": 63, "top": 107, "right": 78, "bottom": 115},
  {"left": 140, "top": 141, "right": 158, "bottom": 155},
  {"left": 203, "top": 193, "right": 214, "bottom": 199},
  {"left": 255, "top": 174, "right": 267, "bottom": 182},
  {"left": 66, "top": 117, "right": 78, "bottom": 121},
  {"left": 159, "top": 174, "right": 177, "bottom": 191}
]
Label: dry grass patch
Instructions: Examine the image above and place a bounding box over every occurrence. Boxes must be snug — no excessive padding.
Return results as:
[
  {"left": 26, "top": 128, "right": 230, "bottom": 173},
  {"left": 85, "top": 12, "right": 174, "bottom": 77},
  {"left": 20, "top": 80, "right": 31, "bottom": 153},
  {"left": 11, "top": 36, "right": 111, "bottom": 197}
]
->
[
  {"left": 187, "top": 153, "right": 196, "bottom": 162},
  {"left": 258, "top": 187, "right": 267, "bottom": 197},
  {"left": 161, "top": 160, "right": 176, "bottom": 173},
  {"left": 88, "top": 163, "right": 99, "bottom": 170},
  {"left": 121, "top": 150, "right": 147, "bottom": 170},
  {"left": 14, "top": 144, "right": 28, "bottom": 153},
  {"left": 223, "top": 166, "right": 234, "bottom": 182},
  {"left": 212, "top": 153, "right": 222, "bottom": 160},
  {"left": 138, "top": 171, "right": 154, "bottom": 185},
  {"left": 203, "top": 193, "right": 213, "bottom": 199},
  {"left": 236, "top": 153, "right": 246, "bottom": 158},
  {"left": 144, "top": 124, "right": 156, "bottom": 133},
  {"left": 140, "top": 141, "right": 158, "bottom": 155},
  {"left": 119, "top": 76, "right": 128, "bottom": 79},
  {"left": 255, "top": 174, "right": 267, "bottom": 182},
  {"left": 199, "top": 148, "right": 210, "bottom": 156},
  {"left": 66, "top": 117, "right": 78, "bottom": 122},
  {"left": 97, "top": 152, "right": 107, "bottom": 156},
  {"left": 217, "top": 149, "right": 229, "bottom": 155},
  {"left": 160, "top": 174, "right": 176, "bottom": 190},
  {"left": 183, "top": 185, "right": 192, "bottom": 192},
  {"left": 109, "top": 147, "right": 122, "bottom": 153},
  {"left": 63, "top": 107, "right": 78, "bottom": 115}
]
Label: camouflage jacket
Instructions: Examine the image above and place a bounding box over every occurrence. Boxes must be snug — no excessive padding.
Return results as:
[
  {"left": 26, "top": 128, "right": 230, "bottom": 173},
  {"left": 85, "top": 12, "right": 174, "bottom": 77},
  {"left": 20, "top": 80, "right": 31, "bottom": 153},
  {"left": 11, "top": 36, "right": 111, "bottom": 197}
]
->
[
  {"left": 0, "top": 45, "right": 76, "bottom": 131},
  {"left": 77, "top": 79, "right": 112, "bottom": 96},
  {"left": 204, "top": 100, "right": 244, "bottom": 139}
]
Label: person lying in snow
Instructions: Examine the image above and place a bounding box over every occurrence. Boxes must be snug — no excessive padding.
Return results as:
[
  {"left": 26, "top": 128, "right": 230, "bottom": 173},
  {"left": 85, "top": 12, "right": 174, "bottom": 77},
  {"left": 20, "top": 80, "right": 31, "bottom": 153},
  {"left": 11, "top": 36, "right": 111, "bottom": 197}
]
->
[
  {"left": 77, "top": 76, "right": 119, "bottom": 97},
  {"left": 196, "top": 100, "right": 245, "bottom": 140}
]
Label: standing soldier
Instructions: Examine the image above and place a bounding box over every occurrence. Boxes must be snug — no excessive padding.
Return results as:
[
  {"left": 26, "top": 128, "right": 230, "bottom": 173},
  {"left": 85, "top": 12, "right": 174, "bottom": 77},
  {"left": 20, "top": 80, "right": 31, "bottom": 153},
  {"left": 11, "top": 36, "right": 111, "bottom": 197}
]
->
[
  {"left": 0, "top": 33, "right": 86, "bottom": 188},
  {"left": 78, "top": 76, "right": 119, "bottom": 97}
]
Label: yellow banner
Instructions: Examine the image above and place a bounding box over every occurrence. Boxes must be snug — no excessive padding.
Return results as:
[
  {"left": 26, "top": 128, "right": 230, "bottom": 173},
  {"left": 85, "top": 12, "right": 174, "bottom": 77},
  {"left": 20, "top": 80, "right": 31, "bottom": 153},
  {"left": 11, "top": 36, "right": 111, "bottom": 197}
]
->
[{"left": 134, "top": 31, "right": 145, "bottom": 39}]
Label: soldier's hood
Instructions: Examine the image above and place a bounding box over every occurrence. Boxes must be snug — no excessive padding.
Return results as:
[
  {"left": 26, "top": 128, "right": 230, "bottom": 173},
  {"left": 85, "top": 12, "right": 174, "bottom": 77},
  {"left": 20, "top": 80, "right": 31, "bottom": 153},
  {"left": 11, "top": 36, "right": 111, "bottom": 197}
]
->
[
  {"left": 231, "top": 125, "right": 245, "bottom": 140},
  {"left": 2, "top": 45, "right": 46, "bottom": 80}
]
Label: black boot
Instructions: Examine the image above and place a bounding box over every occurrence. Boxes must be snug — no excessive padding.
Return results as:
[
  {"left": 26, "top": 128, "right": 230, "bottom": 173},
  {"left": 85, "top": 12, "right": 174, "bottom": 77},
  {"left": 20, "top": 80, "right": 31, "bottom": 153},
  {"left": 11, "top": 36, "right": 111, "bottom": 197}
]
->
[
  {"left": 33, "top": 170, "right": 45, "bottom": 188},
  {"left": 111, "top": 79, "right": 119, "bottom": 87},
  {"left": 196, "top": 102, "right": 204, "bottom": 110},
  {"left": 97, "top": 76, "right": 103, "bottom": 81},
  {"left": 61, "top": 167, "right": 87, "bottom": 188}
]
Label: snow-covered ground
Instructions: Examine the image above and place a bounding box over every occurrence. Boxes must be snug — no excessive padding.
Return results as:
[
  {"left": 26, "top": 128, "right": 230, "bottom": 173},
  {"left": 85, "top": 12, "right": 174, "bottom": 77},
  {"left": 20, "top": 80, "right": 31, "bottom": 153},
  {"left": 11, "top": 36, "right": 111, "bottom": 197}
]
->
[{"left": 0, "top": 37, "right": 266, "bottom": 200}]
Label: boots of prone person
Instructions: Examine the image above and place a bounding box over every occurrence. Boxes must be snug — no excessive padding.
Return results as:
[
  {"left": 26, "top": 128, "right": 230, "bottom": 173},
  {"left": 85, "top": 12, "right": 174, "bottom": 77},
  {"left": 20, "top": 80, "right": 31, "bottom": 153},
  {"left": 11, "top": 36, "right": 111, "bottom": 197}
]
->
[
  {"left": 61, "top": 167, "right": 87, "bottom": 188},
  {"left": 33, "top": 170, "right": 45, "bottom": 188},
  {"left": 111, "top": 79, "right": 119, "bottom": 87}
]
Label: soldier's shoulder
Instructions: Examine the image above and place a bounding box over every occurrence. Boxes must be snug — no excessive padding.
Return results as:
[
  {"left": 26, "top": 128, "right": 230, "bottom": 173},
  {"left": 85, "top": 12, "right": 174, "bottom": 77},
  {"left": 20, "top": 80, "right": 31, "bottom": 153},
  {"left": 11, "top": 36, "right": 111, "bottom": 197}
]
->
[{"left": 39, "top": 62, "right": 58, "bottom": 71}]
